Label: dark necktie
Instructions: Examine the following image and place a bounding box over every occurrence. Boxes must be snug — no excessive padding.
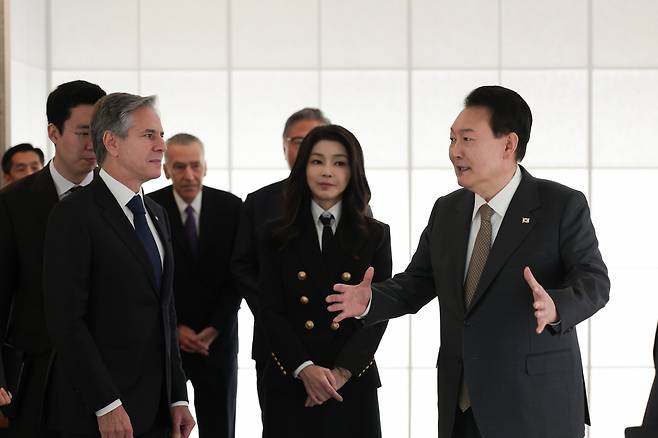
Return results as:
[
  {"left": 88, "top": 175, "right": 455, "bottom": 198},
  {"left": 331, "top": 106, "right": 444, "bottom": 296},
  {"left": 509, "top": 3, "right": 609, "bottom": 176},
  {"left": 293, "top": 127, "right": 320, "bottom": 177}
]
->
[
  {"left": 184, "top": 205, "right": 199, "bottom": 257},
  {"left": 126, "top": 195, "right": 162, "bottom": 290},
  {"left": 320, "top": 213, "right": 335, "bottom": 258},
  {"left": 459, "top": 203, "right": 494, "bottom": 412},
  {"left": 63, "top": 185, "right": 81, "bottom": 198}
]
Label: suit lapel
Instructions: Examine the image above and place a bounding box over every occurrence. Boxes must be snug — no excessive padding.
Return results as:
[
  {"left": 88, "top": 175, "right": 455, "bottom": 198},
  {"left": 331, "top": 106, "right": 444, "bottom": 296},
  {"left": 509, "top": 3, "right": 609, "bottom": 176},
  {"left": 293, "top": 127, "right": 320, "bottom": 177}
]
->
[
  {"left": 296, "top": 210, "right": 324, "bottom": 284},
  {"left": 467, "top": 169, "right": 541, "bottom": 312},
  {"left": 32, "top": 166, "right": 60, "bottom": 223},
  {"left": 92, "top": 177, "right": 160, "bottom": 296},
  {"left": 145, "top": 197, "right": 169, "bottom": 298},
  {"left": 446, "top": 191, "right": 474, "bottom": 313}
]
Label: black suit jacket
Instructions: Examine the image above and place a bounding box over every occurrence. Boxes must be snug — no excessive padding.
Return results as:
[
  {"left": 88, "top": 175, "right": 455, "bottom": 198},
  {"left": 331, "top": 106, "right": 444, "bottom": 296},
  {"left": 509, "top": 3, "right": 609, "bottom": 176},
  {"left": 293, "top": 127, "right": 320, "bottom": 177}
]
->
[
  {"left": 232, "top": 180, "right": 286, "bottom": 362},
  {"left": 365, "top": 167, "right": 610, "bottom": 438},
  {"left": 0, "top": 166, "right": 59, "bottom": 357},
  {"left": 42, "top": 176, "right": 187, "bottom": 435},
  {"left": 148, "top": 185, "right": 242, "bottom": 359},
  {"left": 258, "top": 211, "right": 391, "bottom": 394}
]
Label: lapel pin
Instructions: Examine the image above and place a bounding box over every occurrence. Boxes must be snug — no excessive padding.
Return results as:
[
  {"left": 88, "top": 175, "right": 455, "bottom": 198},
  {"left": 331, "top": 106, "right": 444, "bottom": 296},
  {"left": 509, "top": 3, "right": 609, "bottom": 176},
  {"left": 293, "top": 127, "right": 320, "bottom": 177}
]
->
[{"left": 521, "top": 217, "right": 530, "bottom": 224}]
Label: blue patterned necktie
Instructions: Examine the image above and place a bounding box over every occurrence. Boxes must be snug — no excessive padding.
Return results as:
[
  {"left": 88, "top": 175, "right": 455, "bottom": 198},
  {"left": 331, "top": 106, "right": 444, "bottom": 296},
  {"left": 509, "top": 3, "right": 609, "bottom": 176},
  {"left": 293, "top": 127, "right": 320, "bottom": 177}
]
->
[{"left": 126, "top": 195, "right": 162, "bottom": 289}]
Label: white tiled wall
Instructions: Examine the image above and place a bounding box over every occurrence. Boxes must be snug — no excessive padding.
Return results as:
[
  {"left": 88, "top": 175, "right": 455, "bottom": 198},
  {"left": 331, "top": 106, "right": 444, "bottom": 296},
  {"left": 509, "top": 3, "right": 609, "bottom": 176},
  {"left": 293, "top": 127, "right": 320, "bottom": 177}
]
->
[{"left": 9, "top": 1, "right": 658, "bottom": 437}]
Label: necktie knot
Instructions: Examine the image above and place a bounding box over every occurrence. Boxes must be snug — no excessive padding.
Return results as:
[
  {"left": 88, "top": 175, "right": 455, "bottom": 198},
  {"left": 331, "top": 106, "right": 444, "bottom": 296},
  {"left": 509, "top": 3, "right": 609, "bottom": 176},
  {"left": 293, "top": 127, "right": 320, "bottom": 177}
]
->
[
  {"left": 127, "top": 195, "right": 146, "bottom": 216},
  {"left": 479, "top": 204, "right": 494, "bottom": 223},
  {"left": 185, "top": 205, "right": 194, "bottom": 216},
  {"left": 320, "top": 213, "right": 333, "bottom": 228}
]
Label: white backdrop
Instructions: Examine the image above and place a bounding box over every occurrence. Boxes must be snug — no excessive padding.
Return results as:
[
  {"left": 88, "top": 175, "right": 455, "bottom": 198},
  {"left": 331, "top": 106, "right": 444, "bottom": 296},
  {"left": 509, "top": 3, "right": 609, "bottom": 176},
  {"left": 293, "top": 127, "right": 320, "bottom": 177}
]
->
[{"left": 9, "top": 0, "right": 658, "bottom": 436}]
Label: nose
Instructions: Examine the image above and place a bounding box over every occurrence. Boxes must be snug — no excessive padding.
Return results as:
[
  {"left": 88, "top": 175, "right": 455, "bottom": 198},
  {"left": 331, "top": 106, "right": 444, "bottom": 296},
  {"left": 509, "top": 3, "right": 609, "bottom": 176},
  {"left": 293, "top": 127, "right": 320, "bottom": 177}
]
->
[
  {"left": 321, "top": 163, "right": 333, "bottom": 177},
  {"left": 449, "top": 140, "right": 463, "bottom": 160},
  {"left": 183, "top": 165, "right": 194, "bottom": 180}
]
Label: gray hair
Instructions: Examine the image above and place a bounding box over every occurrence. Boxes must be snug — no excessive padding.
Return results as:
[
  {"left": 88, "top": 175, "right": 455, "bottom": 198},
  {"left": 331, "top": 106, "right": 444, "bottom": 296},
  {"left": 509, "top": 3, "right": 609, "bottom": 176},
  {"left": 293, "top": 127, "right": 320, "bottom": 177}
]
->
[
  {"left": 165, "top": 133, "right": 205, "bottom": 163},
  {"left": 282, "top": 108, "right": 330, "bottom": 138},
  {"left": 91, "top": 93, "right": 157, "bottom": 165}
]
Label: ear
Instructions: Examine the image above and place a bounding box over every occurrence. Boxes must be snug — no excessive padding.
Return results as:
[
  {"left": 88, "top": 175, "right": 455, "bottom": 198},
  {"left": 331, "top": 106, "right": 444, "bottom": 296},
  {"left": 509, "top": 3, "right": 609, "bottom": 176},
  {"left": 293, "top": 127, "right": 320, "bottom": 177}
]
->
[
  {"left": 504, "top": 132, "right": 519, "bottom": 159},
  {"left": 2, "top": 174, "right": 11, "bottom": 185},
  {"left": 163, "top": 163, "right": 171, "bottom": 180},
  {"left": 47, "top": 123, "right": 60, "bottom": 145},
  {"left": 203, "top": 159, "right": 208, "bottom": 177},
  {"left": 103, "top": 131, "right": 120, "bottom": 158}
]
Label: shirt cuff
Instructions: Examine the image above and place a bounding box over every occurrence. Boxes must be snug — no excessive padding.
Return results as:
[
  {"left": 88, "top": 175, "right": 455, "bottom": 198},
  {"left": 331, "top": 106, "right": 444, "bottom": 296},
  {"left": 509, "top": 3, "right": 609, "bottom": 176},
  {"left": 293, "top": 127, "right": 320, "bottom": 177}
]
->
[
  {"left": 355, "top": 294, "right": 372, "bottom": 319},
  {"left": 294, "top": 361, "right": 314, "bottom": 378},
  {"left": 95, "top": 399, "right": 122, "bottom": 417},
  {"left": 170, "top": 401, "right": 189, "bottom": 408}
]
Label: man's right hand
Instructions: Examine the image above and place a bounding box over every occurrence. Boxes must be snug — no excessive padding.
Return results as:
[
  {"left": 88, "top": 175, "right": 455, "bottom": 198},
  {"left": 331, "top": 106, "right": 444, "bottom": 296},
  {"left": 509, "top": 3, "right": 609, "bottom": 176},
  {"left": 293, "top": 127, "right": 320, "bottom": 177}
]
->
[
  {"left": 0, "top": 387, "right": 11, "bottom": 406},
  {"left": 177, "top": 325, "right": 209, "bottom": 356},
  {"left": 97, "top": 405, "right": 133, "bottom": 438},
  {"left": 326, "top": 266, "right": 374, "bottom": 322},
  {"left": 299, "top": 365, "right": 343, "bottom": 407}
]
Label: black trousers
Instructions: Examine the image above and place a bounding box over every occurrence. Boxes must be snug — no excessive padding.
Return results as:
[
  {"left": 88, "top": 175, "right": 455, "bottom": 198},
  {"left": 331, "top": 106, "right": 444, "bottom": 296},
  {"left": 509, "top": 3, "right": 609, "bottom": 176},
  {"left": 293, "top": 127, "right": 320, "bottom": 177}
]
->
[
  {"left": 255, "top": 359, "right": 266, "bottom": 417},
  {"left": 452, "top": 408, "right": 482, "bottom": 438},
  {"left": 183, "top": 350, "right": 237, "bottom": 438},
  {"left": 54, "top": 426, "right": 170, "bottom": 438}
]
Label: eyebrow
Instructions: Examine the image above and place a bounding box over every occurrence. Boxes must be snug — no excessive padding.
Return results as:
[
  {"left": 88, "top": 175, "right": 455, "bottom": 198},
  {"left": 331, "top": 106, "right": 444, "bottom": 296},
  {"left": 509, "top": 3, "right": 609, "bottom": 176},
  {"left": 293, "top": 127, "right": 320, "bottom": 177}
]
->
[
  {"left": 74, "top": 124, "right": 90, "bottom": 129},
  {"left": 310, "top": 152, "right": 349, "bottom": 158}
]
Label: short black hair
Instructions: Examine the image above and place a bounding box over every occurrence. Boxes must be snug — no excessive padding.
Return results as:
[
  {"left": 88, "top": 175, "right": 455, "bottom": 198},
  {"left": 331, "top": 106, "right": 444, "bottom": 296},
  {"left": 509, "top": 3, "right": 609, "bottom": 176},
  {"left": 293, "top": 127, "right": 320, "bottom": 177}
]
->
[
  {"left": 464, "top": 85, "right": 532, "bottom": 161},
  {"left": 282, "top": 108, "right": 330, "bottom": 138},
  {"left": 47, "top": 80, "right": 106, "bottom": 134},
  {"left": 2, "top": 143, "right": 45, "bottom": 174}
]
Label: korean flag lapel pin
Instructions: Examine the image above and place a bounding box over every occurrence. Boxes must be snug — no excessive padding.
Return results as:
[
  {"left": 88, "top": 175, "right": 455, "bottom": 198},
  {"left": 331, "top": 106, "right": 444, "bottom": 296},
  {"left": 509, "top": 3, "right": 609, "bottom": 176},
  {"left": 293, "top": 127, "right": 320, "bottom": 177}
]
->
[{"left": 521, "top": 217, "right": 530, "bottom": 224}]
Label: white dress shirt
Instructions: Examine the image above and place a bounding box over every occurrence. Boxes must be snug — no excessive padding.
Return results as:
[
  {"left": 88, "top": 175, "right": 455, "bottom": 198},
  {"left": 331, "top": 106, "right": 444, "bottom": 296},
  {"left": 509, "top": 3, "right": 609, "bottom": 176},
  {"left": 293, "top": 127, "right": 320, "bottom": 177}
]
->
[
  {"left": 49, "top": 160, "right": 93, "bottom": 199},
  {"left": 464, "top": 166, "right": 522, "bottom": 276},
  {"left": 361, "top": 166, "right": 522, "bottom": 319},
  {"left": 172, "top": 189, "right": 202, "bottom": 232},
  {"left": 294, "top": 200, "right": 343, "bottom": 378},
  {"left": 95, "top": 169, "right": 187, "bottom": 416}
]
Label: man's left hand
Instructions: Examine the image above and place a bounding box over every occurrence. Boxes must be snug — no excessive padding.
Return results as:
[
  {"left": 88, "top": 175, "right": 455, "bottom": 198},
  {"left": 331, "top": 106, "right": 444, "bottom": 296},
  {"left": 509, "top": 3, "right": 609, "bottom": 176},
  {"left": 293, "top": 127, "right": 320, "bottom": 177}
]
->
[
  {"left": 524, "top": 267, "right": 559, "bottom": 334},
  {"left": 171, "top": 405, "right": 195, "bottom": 438},
  {"left": 197, "top": 327, "right": 219, "bottom": 351}
]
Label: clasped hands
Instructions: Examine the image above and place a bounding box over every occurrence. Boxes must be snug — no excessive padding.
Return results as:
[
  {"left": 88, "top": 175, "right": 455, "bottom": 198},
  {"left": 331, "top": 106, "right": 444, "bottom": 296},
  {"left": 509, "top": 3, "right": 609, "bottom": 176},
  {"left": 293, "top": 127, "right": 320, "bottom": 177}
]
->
[
  {"left": 177, "top": 325, "right": 218, "bottom": 356},
  {"left": 325, "top": 266, "right": 559, "bottom": 334},
  {"left": 298, "top": 365, "right": 351, "bottom": 408}
]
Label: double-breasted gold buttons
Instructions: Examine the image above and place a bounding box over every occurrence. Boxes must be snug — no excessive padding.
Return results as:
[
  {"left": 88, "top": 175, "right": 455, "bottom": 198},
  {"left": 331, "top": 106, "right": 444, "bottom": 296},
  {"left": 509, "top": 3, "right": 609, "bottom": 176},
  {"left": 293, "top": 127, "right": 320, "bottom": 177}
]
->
[
  {"left": 300, "top": 295, "right": 309, "bottom": 305},
  {"left": 341, "top": 272, "right": 352, "bottom": 282},
  {"left": 305, "top": 320, "right": 315, "bottom": 330},
  {"left": 297, "top": 271, "right": 307, "bottom": 281},
  {"left": 330, "top": 322, "right": 340, "bottom": 331}
]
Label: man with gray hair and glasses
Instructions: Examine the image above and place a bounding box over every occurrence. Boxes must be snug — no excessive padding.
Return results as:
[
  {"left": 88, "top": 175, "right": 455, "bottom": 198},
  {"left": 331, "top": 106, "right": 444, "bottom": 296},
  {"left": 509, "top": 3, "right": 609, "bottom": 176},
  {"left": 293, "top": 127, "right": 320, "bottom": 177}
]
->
[{"left": 43, "top": 93, "right": 195, "bottom": 438}]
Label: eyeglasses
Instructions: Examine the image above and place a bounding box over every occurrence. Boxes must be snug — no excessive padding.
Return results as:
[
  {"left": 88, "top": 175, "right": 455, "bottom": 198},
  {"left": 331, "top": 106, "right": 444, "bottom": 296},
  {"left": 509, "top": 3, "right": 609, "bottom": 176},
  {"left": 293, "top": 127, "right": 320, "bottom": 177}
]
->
[{"left": 285, "top": 136, "right": 305, "bottom": 145}]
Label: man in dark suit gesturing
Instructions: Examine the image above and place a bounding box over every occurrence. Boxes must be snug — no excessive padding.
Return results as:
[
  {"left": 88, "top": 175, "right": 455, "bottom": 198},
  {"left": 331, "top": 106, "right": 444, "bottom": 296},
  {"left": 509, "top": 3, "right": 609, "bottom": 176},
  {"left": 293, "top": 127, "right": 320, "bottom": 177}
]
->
[
  {"left": 327, "top": 86, "right": 610, "bottom": 438},
  {"left": 43, "top": 93, "right": 195, "bottom": 438},
  {"left": 0, "top": 80, "right": 105, "bottom": 437},
  {"left": 149, "top": 133, "right": 242, "bottom": 438}
]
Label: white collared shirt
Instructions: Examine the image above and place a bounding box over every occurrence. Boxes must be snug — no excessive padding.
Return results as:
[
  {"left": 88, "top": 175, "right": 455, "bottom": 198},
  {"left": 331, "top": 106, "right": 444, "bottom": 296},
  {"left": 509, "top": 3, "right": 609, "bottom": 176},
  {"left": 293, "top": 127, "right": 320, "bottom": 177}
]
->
[
  {"left": 311, "top": 199, "right": 342, "bottom": 250},
  {"left": 464, "top": 165, "right": 522, "bottom": 278},
  {"left": 94, "top": 170, "right": 187, "bottom": 416},
  {"left": 172, "top": 188, "right": 202, "bottom": 232},
  {"left": 49, "top": 160, "right": 93, "bottom": 199},
  {"left": 99, "top": 169, "right": 164, "bottom": 266}
]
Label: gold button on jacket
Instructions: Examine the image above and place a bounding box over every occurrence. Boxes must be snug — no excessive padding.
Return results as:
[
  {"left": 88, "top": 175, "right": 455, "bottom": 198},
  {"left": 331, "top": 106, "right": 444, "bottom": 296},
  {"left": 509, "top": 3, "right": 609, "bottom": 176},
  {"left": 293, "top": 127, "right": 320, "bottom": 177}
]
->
[{"left": 304, "top": 320, "right": 315, "bottom": 330}]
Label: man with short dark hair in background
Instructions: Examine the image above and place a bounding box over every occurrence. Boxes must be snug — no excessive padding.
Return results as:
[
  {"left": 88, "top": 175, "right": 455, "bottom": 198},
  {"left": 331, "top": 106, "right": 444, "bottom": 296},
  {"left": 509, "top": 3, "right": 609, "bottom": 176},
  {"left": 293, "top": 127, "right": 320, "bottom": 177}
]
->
[
  {"left": 43, "top": 92, "right": 195, "bottom": 438},
  {"left": 231, "top": 108, "right": 330, "bottom": 416},
  {"left": 149, "top": 133, "right": 242, "bottom": 438},
  {"left": 0, "top": 80, "right": 106, "bottom": 438},
  {"left": 1, "top": 143, "right": 45, "bottom": 186}
]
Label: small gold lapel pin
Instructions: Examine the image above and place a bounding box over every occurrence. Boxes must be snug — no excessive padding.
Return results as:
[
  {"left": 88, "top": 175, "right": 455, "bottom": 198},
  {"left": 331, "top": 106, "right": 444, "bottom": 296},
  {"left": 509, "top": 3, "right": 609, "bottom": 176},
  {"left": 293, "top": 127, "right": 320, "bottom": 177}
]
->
[{"left": 521, "top": 217, "right": 530, "bottom": 224}]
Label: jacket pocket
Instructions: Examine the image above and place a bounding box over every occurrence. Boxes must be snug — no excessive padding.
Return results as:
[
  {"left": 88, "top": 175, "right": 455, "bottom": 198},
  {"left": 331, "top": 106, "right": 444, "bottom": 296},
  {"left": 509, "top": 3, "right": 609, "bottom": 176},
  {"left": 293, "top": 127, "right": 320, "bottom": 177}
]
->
[{"left": 525, "top": 349, "right": 573, "bottom": 375}]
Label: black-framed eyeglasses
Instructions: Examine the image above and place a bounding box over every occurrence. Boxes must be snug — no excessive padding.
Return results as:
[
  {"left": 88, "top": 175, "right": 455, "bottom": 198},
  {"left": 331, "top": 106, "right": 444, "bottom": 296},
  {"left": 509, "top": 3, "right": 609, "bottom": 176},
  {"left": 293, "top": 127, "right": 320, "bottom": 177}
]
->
[{"left": 285, "top": 136, "right": 305, "bottom": 145}]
